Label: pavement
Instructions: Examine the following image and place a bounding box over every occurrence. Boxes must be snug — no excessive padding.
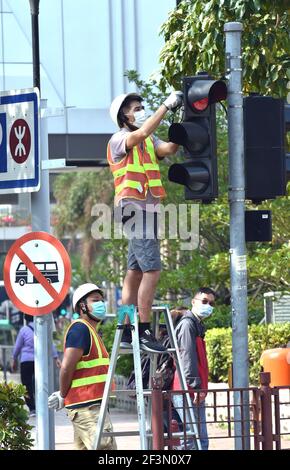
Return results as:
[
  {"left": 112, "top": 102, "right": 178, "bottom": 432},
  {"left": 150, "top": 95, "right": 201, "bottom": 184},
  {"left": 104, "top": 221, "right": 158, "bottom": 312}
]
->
[
  {"left": 28, "top": 404, "right": 237, "bottom": 451},
  {"left": 28, "top": 407, "right": 141, "bottom": 450}
]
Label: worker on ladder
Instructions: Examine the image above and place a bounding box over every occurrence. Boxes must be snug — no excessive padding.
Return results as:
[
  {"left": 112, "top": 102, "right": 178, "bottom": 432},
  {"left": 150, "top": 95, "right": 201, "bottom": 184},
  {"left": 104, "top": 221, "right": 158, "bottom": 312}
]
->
[
  {"left": 108, "top": 90, "right": 183, "bottom": 352},
  {"left": 48, "top": 283, "right": 117, "bottom": 450}
]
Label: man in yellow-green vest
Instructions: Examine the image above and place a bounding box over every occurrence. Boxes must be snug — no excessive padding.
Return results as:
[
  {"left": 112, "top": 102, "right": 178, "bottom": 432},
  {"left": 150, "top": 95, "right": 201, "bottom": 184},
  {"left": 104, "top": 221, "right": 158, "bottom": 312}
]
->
[
  {"left": 48, "top": 283, "right": 117, "bottom": 450},
  {"left": 107, "top": 90, "right": 183, "bottom": 353}
]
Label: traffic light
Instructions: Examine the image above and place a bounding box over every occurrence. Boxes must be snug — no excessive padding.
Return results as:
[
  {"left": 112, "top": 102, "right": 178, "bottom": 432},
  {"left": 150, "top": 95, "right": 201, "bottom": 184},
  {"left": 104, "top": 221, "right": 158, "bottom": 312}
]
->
[
  {"left": 168, "top": 74, "right": 227, "bottom": 201},
  {"left": 244, "top": 95, "right": 288, "bottom": 203}
]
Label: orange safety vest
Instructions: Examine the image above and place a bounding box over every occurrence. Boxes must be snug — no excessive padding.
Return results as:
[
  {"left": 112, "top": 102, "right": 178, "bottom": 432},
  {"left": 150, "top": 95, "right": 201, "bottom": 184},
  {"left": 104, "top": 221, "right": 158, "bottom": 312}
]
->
[
  {"left": 63, "top": 319, "right": 109, "bottom": 407},
  {"left": 107, "top": 135, "right": 166, "bottom": 205}
]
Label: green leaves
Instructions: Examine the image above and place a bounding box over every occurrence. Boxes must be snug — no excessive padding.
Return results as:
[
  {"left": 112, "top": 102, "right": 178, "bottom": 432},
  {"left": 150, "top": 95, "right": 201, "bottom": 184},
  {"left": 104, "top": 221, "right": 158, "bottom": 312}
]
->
[
  {"left": 206, "top": 323, "right": 290, "bottom": 385},
  {"left": 158, "top": 0, "right": 290, "bottom": 98},
  {"left": 0, "top": 382, "right": 33, "bottom": 450}
]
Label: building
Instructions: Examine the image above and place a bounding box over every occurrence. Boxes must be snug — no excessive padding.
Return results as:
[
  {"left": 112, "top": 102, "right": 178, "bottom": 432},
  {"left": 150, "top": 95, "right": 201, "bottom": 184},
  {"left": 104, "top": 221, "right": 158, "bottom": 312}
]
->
[{"left": 0, "top": 0, "right": 176, "bottom": 254}]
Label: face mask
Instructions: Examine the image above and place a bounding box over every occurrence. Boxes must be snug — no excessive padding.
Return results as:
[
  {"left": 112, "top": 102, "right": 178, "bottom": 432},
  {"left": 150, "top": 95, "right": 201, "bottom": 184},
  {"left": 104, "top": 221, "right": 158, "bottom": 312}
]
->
[
  {"left": 90, "top": 301, "right": 106, "bottom": 321},
  {"left": 195, "top": 303, "right": 213, "bottom": 319},
  {"left": 133, "top": 109, "right": 148, "bottom": 128}
]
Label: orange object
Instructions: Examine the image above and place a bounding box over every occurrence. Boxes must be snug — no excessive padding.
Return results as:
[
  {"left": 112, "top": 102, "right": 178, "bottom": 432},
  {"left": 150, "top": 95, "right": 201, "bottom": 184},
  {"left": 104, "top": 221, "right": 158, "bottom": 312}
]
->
[{"left": 260, "top": 348, "right": 290, "bottom": 387}]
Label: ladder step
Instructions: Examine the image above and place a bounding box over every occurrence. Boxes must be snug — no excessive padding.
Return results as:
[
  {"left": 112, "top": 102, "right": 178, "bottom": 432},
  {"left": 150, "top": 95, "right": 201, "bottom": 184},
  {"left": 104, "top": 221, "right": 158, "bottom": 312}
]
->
[{"left": 117, "top": 347, "right": 175, "bottom": 356}]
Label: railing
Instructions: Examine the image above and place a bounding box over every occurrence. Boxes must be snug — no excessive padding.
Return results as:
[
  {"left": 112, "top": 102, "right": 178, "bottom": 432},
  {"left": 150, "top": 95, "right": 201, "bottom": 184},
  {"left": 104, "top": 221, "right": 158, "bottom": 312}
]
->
[
  {"left": 151, "top": 372, "right": 290, "bottom": 450},
  {"left": 109, "top": 375, "right": 137, "bottom": 412}
]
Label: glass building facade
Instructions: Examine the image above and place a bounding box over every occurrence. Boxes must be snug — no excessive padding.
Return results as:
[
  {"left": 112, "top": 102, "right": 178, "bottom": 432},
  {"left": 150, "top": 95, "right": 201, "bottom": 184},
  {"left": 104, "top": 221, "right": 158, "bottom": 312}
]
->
[{"left": 0, "top": 0, "right": 175, "bottom": 162}]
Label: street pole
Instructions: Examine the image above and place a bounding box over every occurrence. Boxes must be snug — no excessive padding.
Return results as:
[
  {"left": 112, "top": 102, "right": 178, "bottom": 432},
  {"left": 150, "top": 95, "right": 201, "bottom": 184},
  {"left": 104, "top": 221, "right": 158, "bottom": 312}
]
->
[
  {"left": 224, "top": 22, "right": 250, "bottom": 450},
  {"left": 29, "top": 0, "right": 55, "bottom": 449}
]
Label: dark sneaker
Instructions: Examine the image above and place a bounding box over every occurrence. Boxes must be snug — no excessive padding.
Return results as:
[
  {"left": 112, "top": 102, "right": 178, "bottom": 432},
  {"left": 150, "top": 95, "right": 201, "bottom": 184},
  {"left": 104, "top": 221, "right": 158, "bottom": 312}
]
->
[
  {"left": 139, "top": 329, "right": 167, "bottom": 353},
  {"left": 120, "top": 326, "right": 132, "bottom": 349}
]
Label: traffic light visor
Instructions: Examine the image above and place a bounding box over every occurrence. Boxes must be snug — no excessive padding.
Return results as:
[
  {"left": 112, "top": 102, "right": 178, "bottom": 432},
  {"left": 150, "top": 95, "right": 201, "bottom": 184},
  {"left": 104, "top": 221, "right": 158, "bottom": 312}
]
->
[
  {"left": 168, "top": 162, "right": 209, "bottom": 192},
  {"left": 188, "top": 80, "right": 227, "bottom": 111},
  {"left": 168, "top": 122, "right": 208, "bottom": 153}
]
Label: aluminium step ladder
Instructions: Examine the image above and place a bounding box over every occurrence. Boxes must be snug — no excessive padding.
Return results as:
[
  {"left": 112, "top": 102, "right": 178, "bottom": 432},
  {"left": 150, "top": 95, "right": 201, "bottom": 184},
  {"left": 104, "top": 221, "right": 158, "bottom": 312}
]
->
[{"left": 92, "top": 304, "right": 201, "bottom": 450}]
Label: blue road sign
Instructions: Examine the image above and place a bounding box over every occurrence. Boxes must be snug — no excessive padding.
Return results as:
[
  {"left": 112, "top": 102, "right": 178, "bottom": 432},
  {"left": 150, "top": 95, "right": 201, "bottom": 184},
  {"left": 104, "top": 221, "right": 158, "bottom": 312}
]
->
[
  {"left": 0, "top": 113, "right": 7, "bottom": 173},
  {"left": 0, "top": 89, "right": 40, "bottom": 194}
]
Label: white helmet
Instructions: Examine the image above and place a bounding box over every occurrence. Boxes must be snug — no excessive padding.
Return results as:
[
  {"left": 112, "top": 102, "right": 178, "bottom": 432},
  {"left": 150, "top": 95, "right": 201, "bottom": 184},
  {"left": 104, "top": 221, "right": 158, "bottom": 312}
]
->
[
  {"left": 72, "top": 283, "right": 103, "bottom": 311},
  {"left": 110, "top": 92, "right": 142, "bottom": 127}
]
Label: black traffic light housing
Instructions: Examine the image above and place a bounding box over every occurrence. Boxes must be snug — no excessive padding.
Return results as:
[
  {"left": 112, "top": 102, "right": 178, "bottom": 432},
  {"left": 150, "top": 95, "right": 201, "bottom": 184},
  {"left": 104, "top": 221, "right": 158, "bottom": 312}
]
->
[
  {"left": 244, "top": 95, "right": 287, "bottom": 203},
  {"left": 168, "top": 74, "right": 227, "bottom": 201}
]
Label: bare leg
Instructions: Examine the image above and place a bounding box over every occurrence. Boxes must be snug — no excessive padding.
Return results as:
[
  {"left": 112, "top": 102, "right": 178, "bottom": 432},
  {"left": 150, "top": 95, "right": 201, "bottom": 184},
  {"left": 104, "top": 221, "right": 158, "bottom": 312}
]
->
[
  {"left": 137, "top": 270, "right": 161, "bottom": 322},
  {"left": 122, "top": 269, "right": 143, "bottom": 325},
  {"left": 122, "top": 269, "right": 143, "bottom": 305}
]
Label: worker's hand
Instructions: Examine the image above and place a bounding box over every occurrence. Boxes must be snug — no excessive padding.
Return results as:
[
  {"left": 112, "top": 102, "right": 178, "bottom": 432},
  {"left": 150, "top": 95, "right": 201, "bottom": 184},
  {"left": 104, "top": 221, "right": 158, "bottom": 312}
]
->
[
  {"left": 163, "top": 91, "right": 183, "bottom": 111},
  {"left": 48, "top": 391, "right": 65, "bottom": 410},
  {"left": 12, "top": 359, "right": 17, "bottom": 372}
]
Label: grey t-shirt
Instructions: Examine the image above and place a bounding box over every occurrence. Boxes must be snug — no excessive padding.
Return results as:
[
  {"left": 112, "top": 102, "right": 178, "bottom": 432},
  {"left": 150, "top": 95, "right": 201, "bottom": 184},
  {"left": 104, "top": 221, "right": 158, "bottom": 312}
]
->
[{"left": 108, "top": 128, "right": 165, "bottom": 212}]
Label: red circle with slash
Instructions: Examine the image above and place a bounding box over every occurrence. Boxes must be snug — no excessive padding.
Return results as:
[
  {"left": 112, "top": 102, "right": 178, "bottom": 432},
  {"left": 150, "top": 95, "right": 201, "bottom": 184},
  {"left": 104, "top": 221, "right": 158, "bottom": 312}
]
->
[{"left": 3, "top": 231, "right": 71, "bottom": 315}]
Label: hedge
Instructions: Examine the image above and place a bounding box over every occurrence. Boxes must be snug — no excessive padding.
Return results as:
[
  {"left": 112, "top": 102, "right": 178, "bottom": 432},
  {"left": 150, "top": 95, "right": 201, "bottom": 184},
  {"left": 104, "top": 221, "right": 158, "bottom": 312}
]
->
[
  {"left": 101, "top": 321, "right": 290, "bottom": 385},
  {"left": 206, "top": 323, "right": 290, "bottom": 385}
]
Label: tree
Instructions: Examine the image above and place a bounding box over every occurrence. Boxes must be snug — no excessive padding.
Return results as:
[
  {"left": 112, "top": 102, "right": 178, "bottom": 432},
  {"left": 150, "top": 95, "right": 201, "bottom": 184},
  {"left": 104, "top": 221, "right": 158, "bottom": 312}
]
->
[
  {"left": 159, "top": 0, "right": 289, "bottom": 98},
  {"left": 52, "top": 0, "right": 290, "bottom": 321},
  {"left": 156, "top": 0, "right": 290, "bottom": 317}
]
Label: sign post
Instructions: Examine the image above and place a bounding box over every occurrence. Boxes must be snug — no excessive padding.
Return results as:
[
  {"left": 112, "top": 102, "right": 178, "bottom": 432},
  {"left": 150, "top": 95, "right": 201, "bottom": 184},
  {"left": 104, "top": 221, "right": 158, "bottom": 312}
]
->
[{"left": 28, "top": 0, "right": 57, "bottom": 450}]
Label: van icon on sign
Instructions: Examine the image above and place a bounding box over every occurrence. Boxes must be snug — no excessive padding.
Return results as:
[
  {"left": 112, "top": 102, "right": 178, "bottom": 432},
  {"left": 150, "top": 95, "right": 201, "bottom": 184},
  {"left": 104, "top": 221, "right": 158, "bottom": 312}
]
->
[{"left": 15, "top": 261, "right": 59, "bottom": 286}]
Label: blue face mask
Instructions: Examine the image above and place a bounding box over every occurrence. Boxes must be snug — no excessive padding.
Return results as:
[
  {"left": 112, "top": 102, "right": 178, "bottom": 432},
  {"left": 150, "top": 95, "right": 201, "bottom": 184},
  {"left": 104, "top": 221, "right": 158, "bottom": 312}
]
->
[
  {"left": 90, "top": 301, "right": 106, "bottom": 321},
  {"left": 196, "top": 304, "right": 213, "bottom": 319}
]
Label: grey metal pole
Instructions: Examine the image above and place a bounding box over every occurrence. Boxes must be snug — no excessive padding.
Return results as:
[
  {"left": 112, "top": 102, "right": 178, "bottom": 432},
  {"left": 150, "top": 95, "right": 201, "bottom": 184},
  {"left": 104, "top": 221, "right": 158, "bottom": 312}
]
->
[
  {"left": 29, "top": 0, "right": 40, "bottom": 91},
  {"left": 224, "top": 22, "right": 250, "bottom": 450},
  {"left": 31, "top": 99, "right": 55, "bottom": 449},
  {"left": 29, "top": 0, "right": 55, "bottom": 449}
]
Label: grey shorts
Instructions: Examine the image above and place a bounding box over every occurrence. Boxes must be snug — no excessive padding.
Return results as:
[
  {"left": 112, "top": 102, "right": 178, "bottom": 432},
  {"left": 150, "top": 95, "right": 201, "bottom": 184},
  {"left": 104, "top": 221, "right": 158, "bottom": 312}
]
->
[
  {"left": 127, "top": 237, "right": 161, "bottom": 272},
  {"left": 123, "top": 209, "right": 162, "bottom": 272}
]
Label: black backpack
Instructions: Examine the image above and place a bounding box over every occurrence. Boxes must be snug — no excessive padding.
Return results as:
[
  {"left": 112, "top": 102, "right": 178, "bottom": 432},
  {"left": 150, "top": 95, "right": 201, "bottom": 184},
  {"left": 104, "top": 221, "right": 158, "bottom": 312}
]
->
[{"left": 126, "top": 335, "right": 175, "bottom": 393}]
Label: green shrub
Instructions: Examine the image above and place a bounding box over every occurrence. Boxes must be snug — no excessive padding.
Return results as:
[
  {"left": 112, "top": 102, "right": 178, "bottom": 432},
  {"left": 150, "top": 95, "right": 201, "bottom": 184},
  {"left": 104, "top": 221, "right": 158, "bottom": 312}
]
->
[
  {"left": 0, "top": 382, "right": 33, "bottom": 450},
  {"left": 101, "top": 318, "right": 290, "bottom": 385},
  {"left": 206, "top": 328, "right": 232, "bottom": 382},
  {"left": 206, "top": 323, "right": 290, "bottom": 385}
]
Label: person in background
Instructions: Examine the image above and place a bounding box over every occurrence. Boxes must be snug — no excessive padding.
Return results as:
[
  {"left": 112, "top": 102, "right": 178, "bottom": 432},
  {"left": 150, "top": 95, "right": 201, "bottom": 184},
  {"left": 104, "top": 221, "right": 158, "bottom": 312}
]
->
[
  {"left": 48, "top": 283, "right": 117, "bottom": 450},
  {"left": 171, "top": 288, "right": 216, "bottom": 450},
  {"left": 12, "top": 314, "right": 61, "bottom": 417}
]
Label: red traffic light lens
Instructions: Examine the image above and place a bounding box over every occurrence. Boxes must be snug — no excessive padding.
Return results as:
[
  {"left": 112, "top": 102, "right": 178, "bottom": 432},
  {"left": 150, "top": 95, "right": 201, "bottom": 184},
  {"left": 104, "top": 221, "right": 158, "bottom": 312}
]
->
[{"left": 192, "top": 98, "right": 208, "bottom": 111}]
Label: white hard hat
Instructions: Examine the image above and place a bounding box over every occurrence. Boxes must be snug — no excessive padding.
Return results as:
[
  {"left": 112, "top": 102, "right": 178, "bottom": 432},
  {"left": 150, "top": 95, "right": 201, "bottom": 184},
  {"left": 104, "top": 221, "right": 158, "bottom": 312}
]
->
[
  {"left": 110, "top": 92, "right": 142, "bottom": 127},
  {"left": 72, "top": 283, "right": 103, "bottom": 311}
]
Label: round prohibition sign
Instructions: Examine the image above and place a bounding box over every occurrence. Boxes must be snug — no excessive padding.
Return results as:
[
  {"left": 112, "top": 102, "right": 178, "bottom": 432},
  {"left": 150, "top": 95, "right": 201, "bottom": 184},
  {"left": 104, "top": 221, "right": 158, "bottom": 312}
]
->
[{"left": 3, "top": 231, "right": 71, "bottom": 315}]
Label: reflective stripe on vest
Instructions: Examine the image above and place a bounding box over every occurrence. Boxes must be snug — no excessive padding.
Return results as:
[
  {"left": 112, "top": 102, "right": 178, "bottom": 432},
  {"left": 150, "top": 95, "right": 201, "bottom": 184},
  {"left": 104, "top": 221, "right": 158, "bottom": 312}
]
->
[
  {"left": 115, "top": 179, "right": 143, "bottom": 195},
  {"left": 71, "top": 374, "right": 108, "bottom": 388},
  {"left": 75, "top": 357, "right": 109, "bottom": 370},
  {"left": 148, "top": 179, "right": 163, "bottom": 187}
]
